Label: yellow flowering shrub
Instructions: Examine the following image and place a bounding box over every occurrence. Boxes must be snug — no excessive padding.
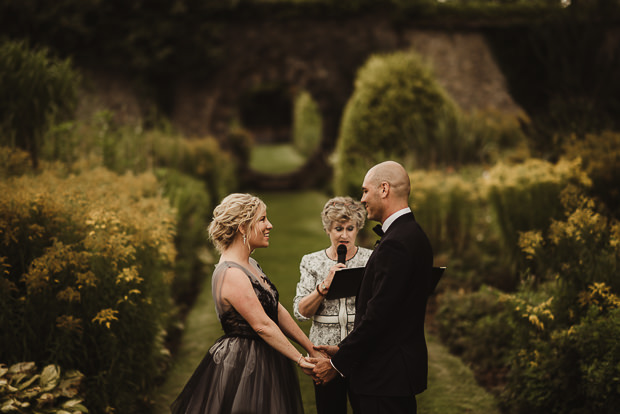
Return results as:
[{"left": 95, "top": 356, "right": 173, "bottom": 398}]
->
[
  {"left": 0, "top": 164, "right": 176, "bottom": 413},
  {"left": 0, "top": 146, "right": 32, "bottom": 178},
  {"left": 563, "top": 130, "right": 620, "bottom": 215},
  {"left": 484, "top": 157, "right": 591, "bottom": 265},
  {"left": 500, "top": 186, "right": 620, "bottom": 412},
  {"left": 518, "top": 187, "right": 619, "bottom": 323},
  {"left": 500, "top": 293, "right": 555, "bottom": 334},
  {"left": 505, "top": 305, "right": 620, "bottom": 413},
  {"left": 439, "top": 178, "right": 620, "bottom": 412}
]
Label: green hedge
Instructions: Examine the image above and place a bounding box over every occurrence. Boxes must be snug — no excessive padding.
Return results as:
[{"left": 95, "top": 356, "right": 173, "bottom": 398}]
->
[
  {"left": 333, "top": 51, "right": 459, "bottom": 196},
  {"left": 409, "top": 169, "right": 480, "bottom": 255},
  {"left": 293, "top": 90, "right": 322, "bottom": 157},
  {"left": 0, "top": 156, "right": 176, "bottom": 413},
  {"left": 483, "top": 157, "right": 591, "bottom": 267},
  {"left": 563, "top": 130, "right": 620, "bottom": 217},
  {"left": 154, "top": 168, "right": 212, "bottom": 303},
  {"left": 42, "top": 111, "right": 238, "bottom": 215},
  {"left": 437, "top": 182, "right": 620, "bottom": 413},
  {"left": 407, "top": 166, "right": 526, "bottom": 292},
  {"left": 436, "top": 286, "right": 512, "bottom": 391},
  {"left": 0, "top": 40, "right": 79, "bottom": 168}
]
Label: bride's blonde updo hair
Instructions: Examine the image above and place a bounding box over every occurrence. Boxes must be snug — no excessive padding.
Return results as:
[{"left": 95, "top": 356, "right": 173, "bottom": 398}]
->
[{"left": 208, "top": 193, "right": 266, "bottom": 253}]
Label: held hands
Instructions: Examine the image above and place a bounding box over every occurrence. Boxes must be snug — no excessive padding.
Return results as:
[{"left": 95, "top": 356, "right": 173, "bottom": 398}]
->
[
  {"left": 307, "top": 357, "right": 338, "bottom": 385},
  {"left": 297, "top": 356, "right": 315, "bottom": 372},
  {"left": 306, "top": 344, "right": 340, "bottom": 385},
  {"left": 313, "top": 344, "right": 339, "bottom": 357},
  {"left": 299, "top": 346, "right": 330, "bottom": 377}
]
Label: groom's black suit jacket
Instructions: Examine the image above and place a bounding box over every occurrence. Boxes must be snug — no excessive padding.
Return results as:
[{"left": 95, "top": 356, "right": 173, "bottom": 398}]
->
[{"left": 331, "top": 212, "right": 433, "bottom": 396}]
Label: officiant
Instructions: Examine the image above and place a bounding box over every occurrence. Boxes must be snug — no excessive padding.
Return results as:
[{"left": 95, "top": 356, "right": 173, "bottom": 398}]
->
[{"left": 293, "top": 196, "right": 372, "bottom": 414}]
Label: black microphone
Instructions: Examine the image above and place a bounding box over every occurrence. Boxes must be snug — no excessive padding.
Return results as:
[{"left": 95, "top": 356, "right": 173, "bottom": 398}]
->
[{"left": 337, "top": 244, "right": 347, "bottom": 264}]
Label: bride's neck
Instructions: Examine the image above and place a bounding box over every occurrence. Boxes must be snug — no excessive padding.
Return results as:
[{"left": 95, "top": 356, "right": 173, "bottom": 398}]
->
[{"left": 220, "top": 240, "right": 252, "bottom": 265}]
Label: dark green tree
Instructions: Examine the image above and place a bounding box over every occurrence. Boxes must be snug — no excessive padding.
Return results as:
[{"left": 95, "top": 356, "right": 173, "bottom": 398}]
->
[
  {"left": 333, "top": 51, "right": 458, "bottom": 197},
  {"left": 0, "top": 40, "right": 79, "bottom": 168}
]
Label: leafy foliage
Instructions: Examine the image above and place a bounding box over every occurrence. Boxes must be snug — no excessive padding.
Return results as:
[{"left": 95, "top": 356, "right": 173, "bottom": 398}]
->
[
  {"left": 333, "top": 51, "right": 528, "bottom": 198},
  {"left": 483, "top": 157, "right": 591, "bottom": 267},
  {"left": 154, "top": 168, "right": 212, "bottom": 303},
  {"left": 41, "top": 110, "right": 237, "bottom": 214},
  {"left": 517, "top": 186, "right": 620, "bottom": 324},
  {"left": 409, "top": 169, "right": 481, "bottom": 255},
  {"left": 0, "top": 155, "right": 176, "bottom": 413},
  {"left": 487, "top": 15, "right": 620, "bottom": 159},
  {"left": 436, "top": 287, "right": 512, "bottom": 391},
  {"left": 438, "top": 178, "right": 620, "bottom": 413},
  {"left": 563, "top": 130, "right": 620, "bottom": 217},
  {"left": 334, "top": 51, "right": 459, "bottom": 196},
  {"left": 293, "top": 91, "right": 322, "bottom": 157},
  {"left": 0, "top": 40, "right": 79, "bottom": 168},
  {"left": 0, "top": 362, "right": 88, "bottom": 414}
]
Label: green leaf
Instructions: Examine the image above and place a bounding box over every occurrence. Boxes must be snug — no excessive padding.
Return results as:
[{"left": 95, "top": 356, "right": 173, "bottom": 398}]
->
[
  {"left": 17, "top": 374, "right": 40, "bottom": 391},
  {"left": 39, "top": 365, "right": 60, "bottom": 392},
  {"left": 55, "top": 371, "right": 83, "bottom": 398}
]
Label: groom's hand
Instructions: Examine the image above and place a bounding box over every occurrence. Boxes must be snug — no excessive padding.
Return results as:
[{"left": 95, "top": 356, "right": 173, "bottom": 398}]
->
[
  {"left": 313, "top": 344, "right": 339, "bottom": 357},
  {"left": 311, "top": 358, "right": 338, "bottom": 385}
]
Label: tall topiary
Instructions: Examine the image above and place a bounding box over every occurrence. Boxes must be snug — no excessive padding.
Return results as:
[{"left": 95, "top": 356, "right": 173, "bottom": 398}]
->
[
  {"left": 293, "top": 90, "right": 322, "bottom": 157},
  {"left": 0, "top": 40, "right": 79, "bottom": 168},
  {"left": 333, "top": 51, "right": 458, "bottom": 196}
]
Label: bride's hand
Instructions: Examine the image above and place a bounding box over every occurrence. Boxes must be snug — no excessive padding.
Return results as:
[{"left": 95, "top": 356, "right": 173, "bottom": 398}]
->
[{"left": 298, "top": 356, "right": 316, "bottom": 375}]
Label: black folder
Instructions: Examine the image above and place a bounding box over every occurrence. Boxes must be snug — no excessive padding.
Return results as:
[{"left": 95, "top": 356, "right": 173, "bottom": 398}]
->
[
  {"left": 326, "top": 267, "right": 365, "bottom": 299},
  {"left": 429, "top": 266, "right": 446, "bottom": 295},
  {"left": 325, "top": 266, "right": 445, "bottom": 299}
]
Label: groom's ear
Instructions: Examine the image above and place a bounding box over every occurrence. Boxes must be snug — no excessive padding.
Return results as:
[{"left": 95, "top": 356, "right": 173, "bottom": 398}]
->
[{"left": 379, "top": 182, "right": 390, "bottom": 198}]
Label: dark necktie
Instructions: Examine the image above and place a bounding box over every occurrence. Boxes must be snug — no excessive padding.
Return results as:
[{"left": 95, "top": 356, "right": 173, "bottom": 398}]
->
[
  {"left": 372, "top": 224, "right": 384, "bottom": 237},
  {"left": 373, "top": 224, "right": 384, "bottom": 247}
]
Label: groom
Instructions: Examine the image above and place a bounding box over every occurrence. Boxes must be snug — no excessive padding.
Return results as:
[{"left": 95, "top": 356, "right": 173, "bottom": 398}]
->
[{"left": 312, "top": 161, "right": 434, "bottom": 414}]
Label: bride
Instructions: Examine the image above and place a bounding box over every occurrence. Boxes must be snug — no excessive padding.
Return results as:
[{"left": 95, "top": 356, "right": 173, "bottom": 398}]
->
[{"left": 171, "top": 193, "right": 320, "bottom": 413}]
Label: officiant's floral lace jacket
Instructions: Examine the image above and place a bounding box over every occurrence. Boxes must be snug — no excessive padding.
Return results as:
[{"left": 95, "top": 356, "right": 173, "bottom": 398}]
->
[{"left": 293, "top": 247, "right": 372, "bottom": 346}]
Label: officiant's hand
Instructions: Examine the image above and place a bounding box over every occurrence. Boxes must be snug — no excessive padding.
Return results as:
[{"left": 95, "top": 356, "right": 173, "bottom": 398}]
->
[
  {"left": 313, "top": 344, "right": 339, "bottom": 357},
  {"left": 318, "top": 263, "right": 345, "bottom": 296}
]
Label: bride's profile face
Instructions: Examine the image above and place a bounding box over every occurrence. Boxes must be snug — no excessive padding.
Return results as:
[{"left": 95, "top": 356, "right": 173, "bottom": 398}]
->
[{"left": 248, "top": 207, "right": 272, "bottom": 249}]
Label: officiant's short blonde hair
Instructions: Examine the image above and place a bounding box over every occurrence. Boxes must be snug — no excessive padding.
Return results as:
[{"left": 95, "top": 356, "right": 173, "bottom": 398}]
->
[{"left": 321, "top": 196, "right": 366, "bottom": 232}]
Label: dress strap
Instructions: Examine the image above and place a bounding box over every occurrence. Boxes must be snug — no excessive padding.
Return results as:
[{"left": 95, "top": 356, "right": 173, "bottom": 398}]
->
[{"left": 218, "top": 260, "right": 265, "bottom": 283}]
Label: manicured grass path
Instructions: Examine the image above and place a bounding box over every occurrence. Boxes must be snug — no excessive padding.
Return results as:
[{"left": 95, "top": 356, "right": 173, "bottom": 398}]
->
[{"left": 154, "top": 191, "right": 500, "bottom": 414}]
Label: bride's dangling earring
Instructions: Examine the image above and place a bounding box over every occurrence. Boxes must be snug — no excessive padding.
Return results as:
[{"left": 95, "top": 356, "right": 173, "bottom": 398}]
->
[{"left": 243, "top": 234, "right": 247, "bottom": 245}]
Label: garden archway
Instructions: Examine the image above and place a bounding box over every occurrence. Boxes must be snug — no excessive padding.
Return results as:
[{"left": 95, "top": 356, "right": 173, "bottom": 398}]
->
[{"left": 170, "top": 18, "right": 521, "bottom": 190}]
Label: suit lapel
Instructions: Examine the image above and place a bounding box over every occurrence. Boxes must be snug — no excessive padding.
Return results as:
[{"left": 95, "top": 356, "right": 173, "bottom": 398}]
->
[{"left": 355, "top": 213, "right": 416, "bottom": 319}]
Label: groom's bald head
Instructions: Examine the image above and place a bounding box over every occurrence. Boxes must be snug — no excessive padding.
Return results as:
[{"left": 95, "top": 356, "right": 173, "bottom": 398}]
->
[{"left": 365, "top": 161, "right": 410, "bottom": 201}]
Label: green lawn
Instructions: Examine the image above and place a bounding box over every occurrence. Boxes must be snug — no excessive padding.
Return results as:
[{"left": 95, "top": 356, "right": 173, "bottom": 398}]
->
[
  {"left": 155, "top": 188, "right": 501, "bottom": 414},
  {"left": 249, "top": 143, "right": 307, "bottom": 173}
]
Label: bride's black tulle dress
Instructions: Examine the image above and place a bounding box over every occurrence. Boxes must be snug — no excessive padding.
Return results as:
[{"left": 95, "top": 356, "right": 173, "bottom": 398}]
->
[{"left": 170, "top": 260, "right": 304, "bottom": 414}]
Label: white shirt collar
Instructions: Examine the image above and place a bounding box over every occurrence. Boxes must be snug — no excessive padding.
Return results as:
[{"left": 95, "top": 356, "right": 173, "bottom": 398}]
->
[{"left": 382, "top": 207, "right": 411, "bottom": 233}]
